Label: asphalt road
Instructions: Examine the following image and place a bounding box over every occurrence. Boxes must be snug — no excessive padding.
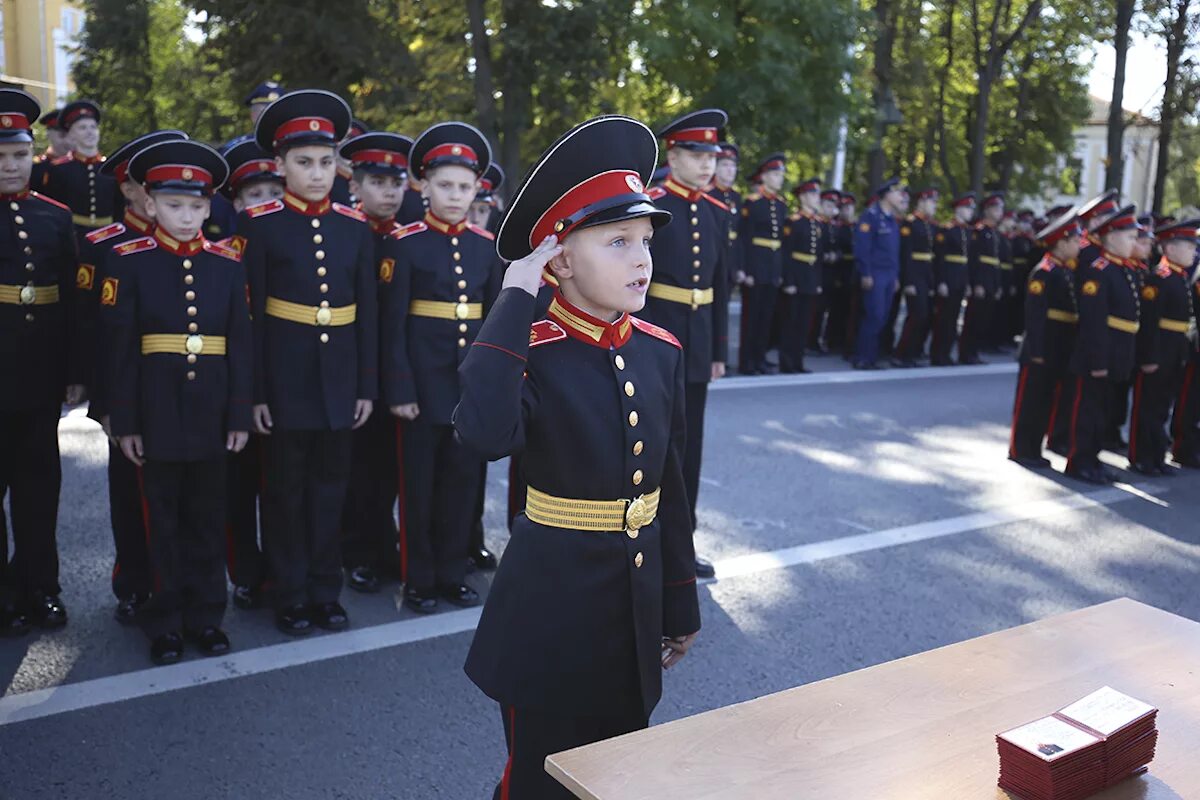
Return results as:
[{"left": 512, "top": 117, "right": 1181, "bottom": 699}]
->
[{"left": 2, "top": 353, "right": 1198, "bottom": 800}]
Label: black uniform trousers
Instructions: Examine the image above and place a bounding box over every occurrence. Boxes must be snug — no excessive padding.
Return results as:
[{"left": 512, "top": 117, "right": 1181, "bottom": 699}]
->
[
  {"left": 397, "top": 421, "right": 479, "bottom": 591},
  {"left": 778, "top": 293, "right": 813, "bottom": 372},
  {"left": 895, "top": 291, "right": 932, "bottom": 362},
  {"left": 107, "top": 439, "right": 153, "bottom": 599},
  {"left": 139, "top": 457, "right": 228, "bottom": 637},
  {"left": 1130, "top": 363, "right": 1185, "bottom": 469},
  {"left": 1008, "top": 363, "right": 1058, "bottom": 460},
  {"left": 958, "top": 295, "right": 994, "bottom": 362},
  {"left": 262, "top": 429, "right": 353, "bottom": 609},
  {"left": 469, "top": 462, "right": 489, "bottom": 556},
  {"left": 879, "top": 291, "right": 903, "bottom": 356},
  {"left": 492, "top": 704, "right": 647, "bottom": 800},
  {"left": 741, "top": 283, "right": 778, "bottom": 371},
  {"left": 1106, "top": 379, "right": 1133, "bottom": 446},
  {"left": 1047, "top": 377, "right": 1076, "bottom": 455},
  {"left": 340, "top": 410, "right": 400, "bottom": 575},
  {"left": 1066, "top": 375, "right": 1111, "bottom": 474},
  {"left": 0, "top": 406, "right": 62, "bottom": 605},
  {"left": 1172, "top": 361, "right": 1200, "bottom": 462},
  {"left": 225, "top": 435, "right": 267, "bottom": 589},
  {"left": 683, "top": 382, "right": 707, "bottom": 532},
  {"left": 930, "top": 293, "right": 964, "bottom": 365},
  {"left": 825, "top": 285, "right": 850, "bottom": 352}
]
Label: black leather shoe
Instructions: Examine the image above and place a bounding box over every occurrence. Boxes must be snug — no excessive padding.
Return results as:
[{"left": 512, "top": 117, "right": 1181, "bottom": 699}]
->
[
  {"left": 1174, "top": 454, "right": 1200, "bottom": 468},
  {"left": 403, "top": 586, "right": 439, "bottom": 614},
  {"left": 0, "top": 605, "right": 31, "bottom": 637},
  {"left": 1046, "top": 442, "right": 1069, "bottom": 457},
  {"left": 275, "top": 604, "right": 313, "bottom": 636},
  {"left": 115, "top": 592, "right": 150, "bottom": 624},
  {"left": 232, "top": 584, "right": 262, "bottom": 611},
  {"left": 184, "top": 626, "right": 231, "bottom": 656},
  {"left": 347, "top": 566, "right": 380, "bottom": 594},
  {"left": 312, "top": 602, "right": 350, "bottom": 631},
  {"left": 1127, "top": 462, "right": 1159, "bottom": 476},
  {"left": 1066, "top": 466, "right": 1110, "bottom": 485},
  {"left": 1102, "top": 438, "right": 1128, "bottom": 454},
  {"left": 1010, "top": 455, "right": 1052, "bottom": 469},
  {"left": 438, "top": 584, "right": 481, "bottom": 608},
  {"left": 25, "top": 594, "right": 67, "bottom": 629},
  {"left": 694, "top": 557, "right": 716, "bottom": 579},
  {"left": 150, "top": 632, "right": 184, "bottom": 666},
  {"left": 469, "top": 547, "right": 498, "bottom": 572}
]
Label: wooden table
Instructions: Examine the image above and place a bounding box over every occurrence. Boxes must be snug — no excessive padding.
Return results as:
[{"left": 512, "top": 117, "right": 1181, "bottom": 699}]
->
[{"left": 547, "top": 598, "right": 1200, "bottom": 799}]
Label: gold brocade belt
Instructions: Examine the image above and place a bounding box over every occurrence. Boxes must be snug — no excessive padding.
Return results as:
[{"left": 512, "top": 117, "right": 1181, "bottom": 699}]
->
[
  {"left": 1107, "top": 316, "right": 1139, "bottom": 334},
  {"left": 944, "top": 255, "right": 968, "bottom": 264},
  {"left": 980, "top": 255, "right": 1001, "bottom": 266},
  {"left": 265, "top": 297, "right": 356, "bottom": 326},
  {"left": 1046, "top": 309, "right": 1079, "bottom": 324},
  {"left": 0, "top": 284, "right": 59, "bottom": 305},
  {"left": 141, "top": 334, "right": 227, "bottom": 356},
  {"left": 910, "top": 253, "right": 933, "bottom": 262},
  {"left": 525, "top": 485, "right": 661, "bottom": 538},
  {"left": 648, "top": 283, "right": 713, "bottom": 309},
  {"left": 408, "top": 300, "right": 483, "bottom": 321},
  {"left": 72, "top": 213, "right": 115, "bottom": 228},
  {"left": 751, "top": 237, "right": 781, "bottom": 251},
  {"left": 1160, "top": 318, "right": 1190, "bottom": 333},
  {"left": 790, "top": 252, "right": 817, "bottom": 264}
]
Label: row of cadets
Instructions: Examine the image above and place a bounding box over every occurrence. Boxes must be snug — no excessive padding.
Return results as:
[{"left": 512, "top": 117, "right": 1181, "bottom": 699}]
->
[
  {"left": 779, "top": 175, "right": 824, "bottom": 374},
  {"left": 957, "top": 191, "right": 1005, "bottom": 365},
  {"left": 98, "top": 139, "right": 250, "bottom": 664},
  {"left": 890, "top": 185, "right": 939, "bottom": 367},
  {"left": 929, "top": 191, "right": 975, "bottom": 366},
  {"left": 0, "top": 89, "right": 80, "bottom": 635},
  {"left": 380, "top": 122, "right": 504, "bottom": 613}
]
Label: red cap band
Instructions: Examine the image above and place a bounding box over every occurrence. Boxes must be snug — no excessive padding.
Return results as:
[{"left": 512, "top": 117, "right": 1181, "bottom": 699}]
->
[
  {"left": 665, "top": 128, "right": 719, "bottom": 147},
  {"left": 424, "top": 143, "right": 478, "bottom": 166},
  {"left": 479, "top": 178, "right": 495, "bottom": 192},
  {"left": 1159, "top": 226, "right": 1198, "bottom": 241},
  {"left": 62, "top": 108, "right": 95, "bottom": 126},
  {"left": 231, "top": 159, "right": 279, "bottom": 187},
  {"left": 954, "top": 196, "right": 976, "bottom": 208},
  {"left": 757, "top": 159, "right": 784, "bottom": 175},
  {"left": 273, "top": 116, "right": 335, "bottom": 145},
  {"left": 719, "top": 147, "right": 738, "bottom": 159},
  {"left": 1097, "top": 212, "right": 1137, "bottom": 235},
  {"left": 795, "top": 180, "right": 820, "bottom": 193},
  {"left": 145, "top": 164, "right": 214, "bottom": 187},
  {"left": 531, "top": 169, "right": 646, "bottom": 249},
  {"left": 0, "top": 113, "right": 30, "bottom": 131},
  {"left": 1043, "top": 223, "right": 1082, "bottom": 246},
  {"left": 1081, "top": 200, "right": 1117, "bottom": 221},
  {"left": 983, "top": 195, "right": 1004, "bottom": 208},
  {"left": 349, "top": 149, "right": 408, "bottom": 168},
  {"left": 115, "top": 161, "right": 131, "bottom": 183},
  {"left": 917, "top": 189, "right": 939, "bottom": 199}
]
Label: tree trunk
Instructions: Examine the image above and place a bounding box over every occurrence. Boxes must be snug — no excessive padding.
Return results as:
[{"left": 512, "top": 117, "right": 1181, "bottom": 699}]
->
[
  {"left": 934, "top": 0, "right": 959, "bottom": 198},
  {"left": 465, "top": 0, "right": 500, "bottom": 164},
  {"left": 1153, "top": 0, "right": 1191, "bottom": 213},
  {"left": 498, "top": 0, "right": 537, "bottom": 179},
  {"left": 1107, "top": 0, "right": 1135, "bottom": 193},
  {"left": 968, "top": 76, "right": 992, "bottom": 195},
  {"left": 868, "top": 0, "right": 897, "bottom": 191}
]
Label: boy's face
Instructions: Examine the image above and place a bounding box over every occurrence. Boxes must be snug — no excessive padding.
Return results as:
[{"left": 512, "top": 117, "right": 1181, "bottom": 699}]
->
[
  {"left": 146, "top": 192, "right": 211, "bottom": 242},
  {"left": 351, "top": 172, "right": 406, "bottom": 220},
  {"left": 1134, "top": 237, "right": 1153, "bottom": 259},
  {"left": 119, "top": 179, "right": 150, "bottom": 218},
  {"left": 233, "top": 179, "right": 285, "bottom": 212},
  {"left": 0, "top": 142, "right": 33, "bottom": 194},
  {"left": 1164, "top": 239, "right": 1197, "bottom": 266},
  {"left": 954, "top": 204, "right": 975, "bottom": 224},
  {"left": 422, "top": 164, "right": 479, "bottom": 224},
  {"left": 550, "top": 216, "right": 655, "bottom": 316},
  {"left": 1103, "top": 228, "right": 1137, "bottom": 259},
  {"left": 821, "top": 199, "right": 838, "bottom": 218},
  {"left": 1054, "top": 237, "right": 1081, "bottom": 263},
  {"left": 760, "top": 168, "right": 784, "bottom": 193},
  {"left": 984, "top": 203, "right": 1004, "bottom": 223},
  {"left": 277, "top": 145, "right": 336, "bottom": 202},
  {"left": 68, "top": 119, "right": 100, "bottom": 153},
  {"left": 249, "top": 104, "right": 266, "bottom": 127},
  {"left": 715, "top": 158, "right": 737, "bottom": 188},
  {"left": 468, "top": 200, "right": 492, "bottom": 229},
  {"left": 798, "top": 189, "right": 819, "bottom": 212},
  {"left": 47, "top": 129, "right": 68, "bottom": 153},
  {"left": 840, "top": 203, "right": 855, "bottom": 221},
  {"left": 666, "top": 147, "right": 716, "bottom": 190},
  {"left": 917, "top": 197, "right": 937, "bottom": 217}
]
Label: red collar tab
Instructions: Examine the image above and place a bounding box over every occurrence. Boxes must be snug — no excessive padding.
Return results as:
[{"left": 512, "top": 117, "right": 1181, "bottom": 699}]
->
[
  {"left": 350, "top": 149, "right": 409, "bottom": 169},
  {"left": 1162, "top": 257, "right": 1189, "bottom": 274},
  {"left": 124, "top": 209, "right": 153, "bottom": 233},
  {"left": 0, "top": 189, "right": 30, "bottom": 201},
  {"left": 665, "top": 127, "right": 719, "bottom": 148},
  {"left": 0, "top": 112, "right": 31, "bottom": 132},
  {"left": 424, "top": 142, "right": 478, "bottom": 167},
  {"left": 759, "top": 188, "right": 779, "bottom": 201},
  {"left": 1045, "top": 254, "right": 1064, "bottom": 268},
  {"left": 153, "top": 228, "right": 204, "bottom": 256},
  {"left": 663, "top": 177, "right": 702, "bottom": 202},
  {"left": 424, "top": 211, "right": 467, "bottom": 236},
  {"left": 547, "top": 293, "right": 633, "bottom": 349},
  {"left": 283, "top": 191, "right": 332, "bottom": 216},
  {"left": 530, "top": 169, "right": 648, "bottom": 249},
  {"left": 231, "top": 159, "right": 280, "bottom": 188},
  {"left": 273, "top": 117, "right": 335, "bottom": 147},
  {"left": 369, "top": 214, "right": 398, "bottom": 235},
  {"left": 71, "top": 151, "right": 105, "bottom": 165},
  {"left": 146, "top": 163, "right": 214, "bottom": 188}
]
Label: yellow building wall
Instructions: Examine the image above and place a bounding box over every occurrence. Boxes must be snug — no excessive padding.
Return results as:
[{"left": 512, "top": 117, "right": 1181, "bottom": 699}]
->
[{"left": 1, "top": 0, "right": 84, "bottom": 110}]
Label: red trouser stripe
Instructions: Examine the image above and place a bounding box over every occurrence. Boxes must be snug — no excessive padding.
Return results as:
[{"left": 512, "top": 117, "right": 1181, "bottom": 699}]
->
[
  {"left": 1128, "top": 371, "right": 1145, "bottom": 463},
  {"left": 1066, "top": 376, "right": 1085, "bottom": 470},
  {"left": 134, "top": 465, "right": 162, "bottom": 594},
  {"left": 1009, "top": 365, "right": 1029, "bottom": 458},
  {"left": 1173, "top": 362, "right": 1195, "bottom": 454},
  {"left": 1046, "top": 381, "right": 1063, "bottom": 438},
  {"left": 500, "top": 706, "right": 515, "bottom": 800},
  {"left": 395, "top": 420, "right": 409, "bottom": 583}
]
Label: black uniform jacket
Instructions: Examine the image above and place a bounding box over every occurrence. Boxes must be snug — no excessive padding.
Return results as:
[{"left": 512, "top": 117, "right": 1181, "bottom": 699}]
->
[
  {"left": 783, "top": 210, "right": 824, "bottom": 296},
  {"left": 238, "top": 192, "right": 378, "bottom": 431},
  {"left": 455, "top": 288, "right": 700, "bottom": 718},
  {"left": 1019, "top": 254, "right": 1078, "bottom": 372},
  {"left": 935, "top": 222, "right": 971, "bottom": 295},
  {"left": 1138, "top": 258, "right": 1194, "bottom": 369},
  {"left": 900, "top": 214, "right": 937, "bottom": 295},
  {"left": 738, "top": 190, "right": 788, "bottom": 287},
  {"left": 1072, "top": 254, "right": 1141, "bottom": 381},
  {"left": 102, "top": 231, "right": 252, "bottom": 461}
]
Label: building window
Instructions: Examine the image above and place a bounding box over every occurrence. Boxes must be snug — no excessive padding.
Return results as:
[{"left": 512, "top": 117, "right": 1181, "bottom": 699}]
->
[{"left": 1060, "top": 155, "right": 1084, "bottom": 198}]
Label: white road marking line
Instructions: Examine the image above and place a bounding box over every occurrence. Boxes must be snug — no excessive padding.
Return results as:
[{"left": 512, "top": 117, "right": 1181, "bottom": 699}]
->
[
  {"left": 835, "top": 518, "right": 875, "bottom": 533},
  {"left": 710, "top": 362, "right": 1017, "bottom": 391},
  {"left": 0, "top": 482, "right": 1156, "bottom": 727}
]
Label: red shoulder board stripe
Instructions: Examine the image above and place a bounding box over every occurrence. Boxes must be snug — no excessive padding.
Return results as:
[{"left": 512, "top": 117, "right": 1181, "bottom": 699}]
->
[
  {"left": 245, "top": 199, "right": 284, "bottom": 218},
  {"left": 529, "top": 319, "right": 567, "bottom": 348},
  {"left": 203, "top": 239, "right": 242, "bottom": 262},
  {"left": 1092, "top": 258, "right": 1109, "bottom": 271},
  {"left": 467, "top": 223, "right": 495, "bottom": 241},
  {"left": 86, "top": 221, "right": 127, "bottom": 244},
  {"left": 114, "top": 236, "right": 157, "bottom": 257},
  {"left": 333, "top": 202, "right": 368, "bottom": 222},
  {"left": 391, "top": 221, "right": 428, "bottom": 240},
  {"left": 647, "top": 186, "right": 667, "bottom": 200},
  {"left": 1156, "top": 264, "right": 1172, "bottom": 278},
  {"left": 32, "top": 191, "right": 70, "bottom": 211},
  {"left": 631, "top": 317, "right": 682, "bottom": 348},
  {"left": 50, "top": 154, "right": 72, "bottom": 166},
  {"left": 701, "top": 193, "right": 729, "bottom": 212}
]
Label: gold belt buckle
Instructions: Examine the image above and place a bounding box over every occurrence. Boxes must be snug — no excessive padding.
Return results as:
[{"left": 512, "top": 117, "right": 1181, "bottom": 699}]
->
[
  {"left": 185, "top": 334, "right": 204, "bottom": 355},
  {"left": 315, "top": 306, "right": 333, "bottom": 326},
  {"left": 455, "top": 302, "right": 470, "bottom": 320},
  {"left": 18, "top": 285, "right": 36, "bottom": 305},
  {"left": 691, "top": 288, "right": 703, "bottom": 310},
  {"left": 625, "top": 494, "right": 652, "bottom": 536}
]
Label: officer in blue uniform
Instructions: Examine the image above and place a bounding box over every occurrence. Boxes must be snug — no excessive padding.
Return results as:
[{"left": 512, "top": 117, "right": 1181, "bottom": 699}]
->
[
  {"left": 102, "top": 140, "right": 251, "bottom": 664},
  {"left": 737, "top": 154, "right": 788, "bottom": 374},
  {"left": 852, "top": 177, "right": 903, "bottom": 369},
  {"left": 641, "top": 108, "right": 730, "bottom": 579},
  {"left": 380, "top": 122, "right": 502, "bottom": 613},
  {"left": 242, "top": 89, "right": 378, "bottom": 635},
  {"left": 0, "top": 89, "right": 80, "bottom": 635}
]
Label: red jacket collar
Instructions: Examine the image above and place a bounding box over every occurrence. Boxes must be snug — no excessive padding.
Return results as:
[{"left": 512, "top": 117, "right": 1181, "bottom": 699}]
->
[
  {"left": 153, "top": 228, "right": 204, "bottom": 256},
  {"left": 547, "top": 292, "right": 633, "bottom": 349},
  {"left": 0, "top": 189, "right": 30, "bottom": 201},
  {"left": 424, "top": 211, "right": 467, "bottom": 236},
  {"left": 1162, "top": 256, "right": 1189, "bottom": 274},
  {"left": 758, "top": 188, "right": 779, "bottom": 201},
  {"left": 283, "top": 191, "right": 332, "bottom": 216},
  {"left": 124, "top": 208, "right": 153, "bottom": 234},
  {"left": 663, "top": 177, "right": 703, "bottom": 202},
  {"left": 367, "top": 213, "right": 398, "bottom": 236},
  {"left": 71, "top": 151, "right": 105, "bottom": 166}
]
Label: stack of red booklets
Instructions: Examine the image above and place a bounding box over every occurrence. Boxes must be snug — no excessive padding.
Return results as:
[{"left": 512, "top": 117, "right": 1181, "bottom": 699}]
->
[{"left": 996, "top": 687, "right": 1158, "bottom": 800}]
